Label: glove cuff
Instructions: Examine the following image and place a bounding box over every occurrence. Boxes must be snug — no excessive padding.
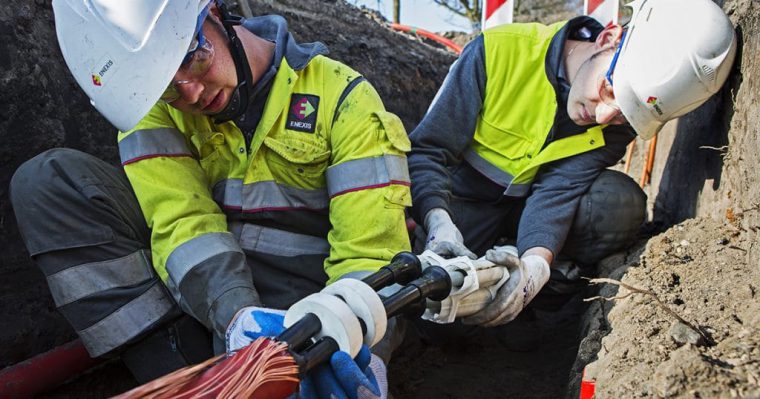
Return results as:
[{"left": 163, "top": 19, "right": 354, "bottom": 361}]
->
[
  {"left": 424, "top": 208, "right": 453, "bottom": 231},
  {"left": 521, "top": 254, "right": 551, "bottom": 285}
]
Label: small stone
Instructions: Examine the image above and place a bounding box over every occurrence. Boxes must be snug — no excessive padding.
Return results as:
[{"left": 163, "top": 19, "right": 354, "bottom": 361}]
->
[
  {"left": 669, "top": 321, "right": 704, "bottom": 346},
  {"left": 748, "top": 372, "right": 759, "bottom": 385},
  {"left": 679, "top": 240, "right": 690, "bottom": 246}
]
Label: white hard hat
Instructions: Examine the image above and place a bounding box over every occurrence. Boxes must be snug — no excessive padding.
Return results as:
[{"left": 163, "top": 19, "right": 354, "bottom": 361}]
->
[
  {"left": 613, "top": 0, "right": 737, "bottom": 140},
  {"left": 53, "top": 0, "right": 212, "bottom": 131}
]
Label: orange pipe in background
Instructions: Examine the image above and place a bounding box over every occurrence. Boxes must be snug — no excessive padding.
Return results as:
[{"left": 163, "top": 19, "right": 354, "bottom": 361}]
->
[
  {"left": 623, "top": 141, "right": 636, "bottom": 174},
  {"left": 390, "top": 23, "right": 463, "bottom": 54},
  {"left": 640, "top": 133, "right": 658, "bottom": 187}
]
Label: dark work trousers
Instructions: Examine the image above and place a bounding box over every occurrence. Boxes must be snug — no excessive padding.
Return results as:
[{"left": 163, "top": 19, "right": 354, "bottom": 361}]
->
[
  {"left": 10, "top": 148, "right": 215, "bottom": 382},
  {"left": 413, "top": 168, "right": 646, "bottom": 342},
  {"left": 10, "top": 148, "right": 403, "bottom": 381}
]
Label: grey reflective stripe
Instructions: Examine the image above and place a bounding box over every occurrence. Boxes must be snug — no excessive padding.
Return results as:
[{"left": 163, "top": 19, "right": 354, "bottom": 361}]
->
[
  {"left": 78, "top": 282, "right": 175, "bottom": 357},
  {"left": 46, "top": 250, "right": 152, "bottom": 307},
  {"left": 165, "top": 232, "right": 243, "bottom": 302},
  {"left": 326, "top": 155, "right": 410, "bottom": 198},
  {"left": 212, "top": 179, "right": 329, "bottom": 212},
  {"left": 462, "top": 148, "right": 531, "bottom": 197},
  {"left": 119, "top": 128, "right": 194, "bottom": 165},
  {"left": 238, "top": 224, "right": 330, "bottom": 257}
]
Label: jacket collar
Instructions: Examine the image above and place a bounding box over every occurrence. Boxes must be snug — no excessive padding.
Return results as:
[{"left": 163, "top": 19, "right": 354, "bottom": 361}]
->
[{"left": 233, "top": 15, "right": 329, "bottom": 133}]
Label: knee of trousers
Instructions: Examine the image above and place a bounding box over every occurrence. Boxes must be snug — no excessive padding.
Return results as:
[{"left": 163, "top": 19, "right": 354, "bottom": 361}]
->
[
  {"left": 10, "top": 148, "right": 103, "bottom": 214},
  {"left": 563, "top": 170, "right": 647, "bottom": 265},
  {"left": 10, "top": 148, "right": 143, "bottom": 256}
]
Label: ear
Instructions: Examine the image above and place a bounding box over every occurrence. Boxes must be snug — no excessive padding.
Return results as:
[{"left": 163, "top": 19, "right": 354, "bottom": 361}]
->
[
  {"left": 208, "top": 2, "right": 222, "bottom": 21},
  {"left": 595, "top": 25, "right": 624, "bottom": 51}
]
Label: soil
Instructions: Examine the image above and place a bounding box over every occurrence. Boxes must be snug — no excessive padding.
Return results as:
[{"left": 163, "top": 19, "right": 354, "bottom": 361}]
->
[
  {"left": 585, "top": 216, "right": 760, "bottom": 398},
  {"left": 389, "top": 299, "right": 587, "bottom": 399}
]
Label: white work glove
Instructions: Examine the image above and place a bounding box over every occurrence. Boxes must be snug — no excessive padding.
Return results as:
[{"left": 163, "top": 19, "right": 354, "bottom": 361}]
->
[
  {"left": 423, "top": 208, "right": 476, "bottom": 259},
  {"left": 462, "top": 247, "right": 550, "bottom": 327},
  {"left": 225, "top": 306, "right": 286, "bottom": 353}
]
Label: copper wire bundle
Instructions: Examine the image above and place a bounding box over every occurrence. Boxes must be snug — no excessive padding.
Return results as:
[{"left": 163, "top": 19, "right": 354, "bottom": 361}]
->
[{"left": 112, "top": 338, "right": 300, "bottom": 399}]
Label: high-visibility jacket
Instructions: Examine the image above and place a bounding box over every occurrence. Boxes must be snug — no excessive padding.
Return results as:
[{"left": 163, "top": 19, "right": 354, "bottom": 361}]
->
[
  {"left": 463, "top": 22, "right": 607, "bottom": 197},
  {"left": 118, "top": 54, "right": 412, "bottom": 329}
]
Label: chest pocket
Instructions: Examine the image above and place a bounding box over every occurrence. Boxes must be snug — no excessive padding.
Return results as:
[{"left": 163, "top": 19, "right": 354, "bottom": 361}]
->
[
  {"left": 263, "top": 135, "right": 331, "bottom": 189},
  {"left": 191, "top": 131, "right": 240, "bottom": 185},
  {"left": 477, "top": 117, "right": 534, "bottom": 162}
]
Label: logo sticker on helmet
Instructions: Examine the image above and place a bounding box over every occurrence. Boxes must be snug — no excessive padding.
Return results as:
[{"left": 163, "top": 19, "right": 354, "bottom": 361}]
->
[
  {"left": 287, "top": 94, "right": 320, "bottom": 133},
  {"left": 90, "top": 55, "right": 116, "bottom": 89},
  {"left": 646, "top": 96, "right": 664, "bottom": 116}
]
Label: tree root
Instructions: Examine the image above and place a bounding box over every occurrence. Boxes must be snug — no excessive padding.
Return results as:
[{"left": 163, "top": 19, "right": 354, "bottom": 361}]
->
[{"left": 584, "top": 277, "right": 715, "bottom": 346}]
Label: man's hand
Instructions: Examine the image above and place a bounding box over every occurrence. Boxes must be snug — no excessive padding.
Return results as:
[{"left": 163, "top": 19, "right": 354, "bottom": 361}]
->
[
  {"left": 424, "top": 208, "right": 476, "bottom": 259},
  {"left": 225, "top": 306, "right": 286, "bottom": 353},
  {"left": 299, "top": 345, "right": 388, "bottom": 399},
  {"left": 462, "top": 247, "right": 550, "bottom": 327}
]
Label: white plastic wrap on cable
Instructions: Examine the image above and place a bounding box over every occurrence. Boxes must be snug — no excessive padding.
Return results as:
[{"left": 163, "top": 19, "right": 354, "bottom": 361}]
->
[
  {"left": 284, "top": 292, "right": 364, "bottom": 357},
  {"left": 419, "top": 248, "right": 512, "bottom": 324},
  {"left": 322, "top": 279, "right": 388, "bottom": 347}
]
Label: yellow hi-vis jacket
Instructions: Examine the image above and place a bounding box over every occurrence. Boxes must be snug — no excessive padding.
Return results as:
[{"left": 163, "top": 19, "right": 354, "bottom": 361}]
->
[
  {"left": 117, "top": 55, "right": 412, "bottom": 320},
  {"left": 463, "top": 22, "right": 607, "bottom": 196}
]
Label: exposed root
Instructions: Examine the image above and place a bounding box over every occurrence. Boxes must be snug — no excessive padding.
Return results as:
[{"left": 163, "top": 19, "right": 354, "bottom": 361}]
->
[{"left": 584, "top": 277, "right": 715, "bottom": 346}]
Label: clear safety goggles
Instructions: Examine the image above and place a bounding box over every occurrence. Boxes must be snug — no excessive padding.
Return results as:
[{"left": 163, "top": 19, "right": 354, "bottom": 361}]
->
[
  {"left": 598, "top": 30, "right": 628, "bottom": 112},
  {"left": 160, "top": 30, "right": 215, "bottom": 103}
]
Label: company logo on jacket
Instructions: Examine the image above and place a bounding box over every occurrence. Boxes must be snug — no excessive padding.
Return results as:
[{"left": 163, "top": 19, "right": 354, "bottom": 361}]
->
[{"left": 287, "top": 94, "right": 320, "bottom": 133}]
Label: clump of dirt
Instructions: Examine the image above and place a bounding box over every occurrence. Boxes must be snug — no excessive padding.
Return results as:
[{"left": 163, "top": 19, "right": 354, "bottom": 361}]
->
[{"left": 585, "top": 215, "right": 760, "bottom": 398}]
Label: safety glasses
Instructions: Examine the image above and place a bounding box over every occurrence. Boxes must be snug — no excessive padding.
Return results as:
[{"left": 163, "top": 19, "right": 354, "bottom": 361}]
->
[
  {"left": 160, "top": 30, "right": 215, "bottom": 103},
  {"left": 598, "top": 30, "right": 628, "bottom": 110},
  {"left": 160, "top": 6, "right": 214, "bottom": 103},
  {"left": 605, "top": 30, "right": 627, "bottom": 87}
]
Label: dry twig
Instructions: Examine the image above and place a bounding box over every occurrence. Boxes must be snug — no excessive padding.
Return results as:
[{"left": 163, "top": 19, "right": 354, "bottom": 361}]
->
[{"left": 584, "top": 277, "right": 715, "bottom": 346}]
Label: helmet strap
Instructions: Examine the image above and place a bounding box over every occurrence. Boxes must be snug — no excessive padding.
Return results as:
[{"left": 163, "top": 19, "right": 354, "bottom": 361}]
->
[{"left": 213, "top": 1, "right": 255, "bottom": 123}]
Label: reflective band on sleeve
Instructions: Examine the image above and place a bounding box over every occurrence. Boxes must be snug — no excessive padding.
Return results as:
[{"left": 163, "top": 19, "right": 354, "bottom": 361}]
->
[
  {"left": 46, "top": 250, "right": 153, "bottom": 307},
  {"left": 212, "top": 179, "right": 330, "bottom": 213},
  {"left": 165, "top": 232, "right": 243, "bottom": 302},
  {"left": 78, "top": 282, "right": 175, "bottom": 357},
  {"left": 462, "top": 148, "right": 531, "bottom": 197},
  {"left": 119, "top": 128, "right": 194, "bottom": 165},
  {"left": 326, "top": 154, "right": 410, "bottom": 198},
  {"left": 238, "top": 224, "right": 330, "bottom": 257}
]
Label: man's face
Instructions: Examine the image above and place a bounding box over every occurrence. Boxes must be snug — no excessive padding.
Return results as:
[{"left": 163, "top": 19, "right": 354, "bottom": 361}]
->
[
  {"left": 165, "top": 17, "right": 238, "bottom": 115},
  {"left": 567, "top": 43, "right": 628, "bottom": 127}
]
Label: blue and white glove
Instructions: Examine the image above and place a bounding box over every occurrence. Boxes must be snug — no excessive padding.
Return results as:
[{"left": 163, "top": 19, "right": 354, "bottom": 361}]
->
[
  {"left": 298, "top": 345, "right": 388, "bottom": 399},
  {"left": 225, "top": 306, "right": 286, "bottom": 353}
]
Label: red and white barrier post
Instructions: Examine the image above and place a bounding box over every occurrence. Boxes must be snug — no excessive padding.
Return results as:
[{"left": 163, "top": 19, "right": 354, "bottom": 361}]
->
[
  {"left": 482, "top": 0, "right": 514, "bottom": 30},
  {"left": 584, "top": 0, "right": 619, "bottom": 27}
]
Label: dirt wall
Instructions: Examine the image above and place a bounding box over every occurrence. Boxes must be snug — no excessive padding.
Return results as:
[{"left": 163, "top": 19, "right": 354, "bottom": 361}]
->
[
  {"left": 622, "top": 0, "right": 758, "bottom": 229},
  {"left": 574, "top": 0, "right": 760, "bottom": 396},
  {"left": 0, "top": 0, "right": 453, "bottom": 368}
]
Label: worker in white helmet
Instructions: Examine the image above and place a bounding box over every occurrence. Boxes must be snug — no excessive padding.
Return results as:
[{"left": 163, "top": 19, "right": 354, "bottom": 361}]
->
[
  {"left": 408, "top": 0, "right": 737, "bottom": 343},
  {"left": 10, "top": 1, "right": 406, "bottom": 396}
]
